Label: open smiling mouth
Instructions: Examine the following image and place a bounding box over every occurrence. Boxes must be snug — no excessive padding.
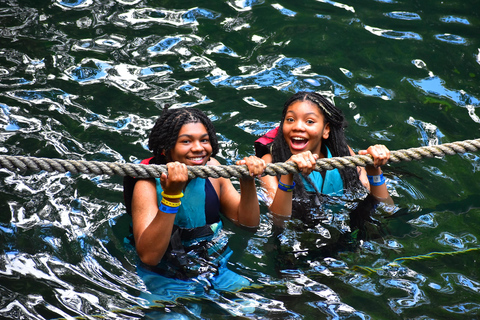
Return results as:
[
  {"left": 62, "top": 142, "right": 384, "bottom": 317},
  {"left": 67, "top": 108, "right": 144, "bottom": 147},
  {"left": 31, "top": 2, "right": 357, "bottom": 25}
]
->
[
  {"left": 290, "top": 137, "right": 308, "bottom": 150},
  {"left": 187, "top": 155, "right": 207, "bottom": 164}
]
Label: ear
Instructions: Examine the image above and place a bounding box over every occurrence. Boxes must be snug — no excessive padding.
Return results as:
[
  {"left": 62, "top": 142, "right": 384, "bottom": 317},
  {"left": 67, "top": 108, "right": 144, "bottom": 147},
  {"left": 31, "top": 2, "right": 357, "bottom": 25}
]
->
[{"left": 322, "top": 122, "right": 330, "bottom": 139}]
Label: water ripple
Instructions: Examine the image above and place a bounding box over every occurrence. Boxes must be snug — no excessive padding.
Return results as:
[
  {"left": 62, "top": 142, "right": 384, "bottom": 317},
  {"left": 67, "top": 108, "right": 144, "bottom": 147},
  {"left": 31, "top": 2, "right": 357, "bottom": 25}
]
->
[
  {"left": 354, "top": 84, "right": 395, "bottom": 100},
  {"left": 114, "top": 7, "right": 220, "bottom": 28},
  {"left": 55, "top": 0, "right": 94, "bottom": 9},
  {"left": 383, "top": 278, "right": 428, "bottom": 313},
  {"left": 384, "top": 11, "right": 421, "bottom": 21},
  {"left": 440, "top": 16, "right": 470, "bottom": 25},
  {"left": 408, "top": 213, "right": 438, "bottom": 228},
  {"left": 436, "top": 232, "right": 477, "bottom": 250},
  {"left": 315, "top": 0, "right": 355, "bottom": 13},
  {"left": 405, "top": 75, "right": 480, "bottom": 108},
  {"left": 434, "top": 33, "right": 468, "bottom": 45},
  {"left": 444, "top": 302, "right": 480, "bottom": 316},
  {"left": 227, "top": 0, "right": 265, "bottom": 12},
  {"left": 364, "top": 25, "right": 422, "bottom": 40},
  {"left": 271, "top": 4, "right": 297, "bottom": 17},
  {"left": 208, "top": 56, "right": 348, "bottom": 94},
  {"left": 406, "top": 117, "right": 444, "bottom": 146},
  {"left": 1, "top": 1, "right": 480, "bottom": 319}
]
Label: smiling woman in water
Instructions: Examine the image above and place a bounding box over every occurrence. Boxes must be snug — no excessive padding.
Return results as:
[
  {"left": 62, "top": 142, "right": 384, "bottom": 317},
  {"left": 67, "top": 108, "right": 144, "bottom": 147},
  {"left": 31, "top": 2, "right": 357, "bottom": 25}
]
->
[
  {"left": 123, "top": 107, "right": 266, "bottom": 299},
  {"left": 255, "top": 91, "right": 393, "bottom": 219}
]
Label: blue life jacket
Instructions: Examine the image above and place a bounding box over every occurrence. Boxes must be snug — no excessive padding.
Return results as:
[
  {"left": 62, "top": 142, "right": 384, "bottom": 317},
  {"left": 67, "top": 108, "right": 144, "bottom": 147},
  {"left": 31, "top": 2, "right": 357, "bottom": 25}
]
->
[
  {"left": 300, "top": 147, "right": 344, "bottom": 196},
  {"left": 123, "top": 158, "right": 229, "bottom": 280},
  {"left": 155, "top": 177, "right": 221, "bottom": 246}
]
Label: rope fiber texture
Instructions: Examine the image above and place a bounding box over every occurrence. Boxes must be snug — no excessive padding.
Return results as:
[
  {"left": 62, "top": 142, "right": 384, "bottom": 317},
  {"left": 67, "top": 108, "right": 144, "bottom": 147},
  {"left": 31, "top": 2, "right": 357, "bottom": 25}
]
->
[{"left": 1, "top": 139, "right": 479, "bottom": 179}]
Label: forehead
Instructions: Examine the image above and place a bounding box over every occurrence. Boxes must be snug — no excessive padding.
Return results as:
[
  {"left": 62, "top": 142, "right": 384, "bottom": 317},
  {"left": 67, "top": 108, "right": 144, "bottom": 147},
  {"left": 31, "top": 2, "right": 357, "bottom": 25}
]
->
[
  {"left": 286, "top": 100, "right": 324, "bottom": 118},
  {"left": 177, "top": 122, "right": 208, "bottom": 136}
]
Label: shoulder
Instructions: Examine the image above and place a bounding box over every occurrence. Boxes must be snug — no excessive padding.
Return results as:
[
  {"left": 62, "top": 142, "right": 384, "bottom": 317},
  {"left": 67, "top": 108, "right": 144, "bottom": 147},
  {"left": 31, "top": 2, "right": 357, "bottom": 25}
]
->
[
  {"left": 262, "top": 153, "right": 273, "bottom": 163},
  {"left": 207, "top": 157, "right": 221, "bottom": 166},
  {"left": 134, "top": 178, "right": 157, "bottom": 194}
]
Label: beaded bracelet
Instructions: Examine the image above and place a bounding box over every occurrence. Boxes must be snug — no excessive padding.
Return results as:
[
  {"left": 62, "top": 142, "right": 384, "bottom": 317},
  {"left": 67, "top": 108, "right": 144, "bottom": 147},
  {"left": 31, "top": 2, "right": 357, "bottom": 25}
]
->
[
  {"left": 161, "top": 198, "right": 181, "bottom": 207},
  {"left": 159, "top": 203, "right": 179, "bottom": 214},
  {"left": 278, "top": 180, "right": 295, "bottom": 192},
  {"left": 367, "top": 173, "right": 386, "bottom": 186},
  {"left": 161, "top": 191, "right": 184, "bottom": 199}
]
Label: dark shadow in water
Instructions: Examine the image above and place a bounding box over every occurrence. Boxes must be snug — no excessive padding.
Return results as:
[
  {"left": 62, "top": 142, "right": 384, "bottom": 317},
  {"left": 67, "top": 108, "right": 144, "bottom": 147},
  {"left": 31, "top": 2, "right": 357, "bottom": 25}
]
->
[{"left": 272, "top": 194, "right": 392, "bottom": 271}]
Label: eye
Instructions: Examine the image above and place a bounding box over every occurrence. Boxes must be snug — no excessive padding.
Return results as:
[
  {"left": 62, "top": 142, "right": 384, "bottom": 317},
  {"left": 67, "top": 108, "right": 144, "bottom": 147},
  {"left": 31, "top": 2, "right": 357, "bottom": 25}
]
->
[
  {"left": 201, "top": 138, "right": 210, "bottom": 143},
  {"left": 306, "top": 119, "right": 315, "bottom": 124},
  {"left": 285, "top": 117, "right": 294, "bottom": 122}
]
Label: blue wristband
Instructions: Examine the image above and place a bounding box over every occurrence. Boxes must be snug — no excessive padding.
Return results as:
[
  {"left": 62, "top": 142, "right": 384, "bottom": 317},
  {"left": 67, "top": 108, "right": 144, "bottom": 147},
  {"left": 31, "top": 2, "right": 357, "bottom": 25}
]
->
[
  {"left": 367, "top": 173, "right": 385, "bottom": 186},
  {"left": 278, "top": 180, "right": 295, "bottom": 192},
  {"left": 159, "top": 203, "right": 179, "bottom": 214}
]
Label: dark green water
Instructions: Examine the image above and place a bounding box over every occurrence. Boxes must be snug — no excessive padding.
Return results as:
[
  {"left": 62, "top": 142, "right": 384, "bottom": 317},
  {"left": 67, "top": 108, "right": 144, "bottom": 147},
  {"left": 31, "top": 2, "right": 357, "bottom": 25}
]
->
[{"left": 1, "top": 0, "right": 480, "bottom": 319}]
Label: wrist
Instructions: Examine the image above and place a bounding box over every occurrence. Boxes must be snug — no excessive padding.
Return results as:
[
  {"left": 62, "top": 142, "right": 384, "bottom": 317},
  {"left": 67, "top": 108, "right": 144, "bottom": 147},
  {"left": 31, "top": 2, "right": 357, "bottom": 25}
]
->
[
  {"left": 279, "top": 174, "right": 294, "bottom": 184},
  {"left": 365, "top": 166, "right": 382, "bottom": 176},
  {"left": 278, "top": 180, "right": 295, "bottom": 192},
  {"left": 159, "top": 196, "right": 182, "bottom": 214},
  {"left": 367, "top": 173, "right": 386, "bottom": 186},
  {"left": 161, "top": 191, "right": 184, "bottom": 199},
  {"left": 240, "top": 175, "right": 255, "bottom": 182}
]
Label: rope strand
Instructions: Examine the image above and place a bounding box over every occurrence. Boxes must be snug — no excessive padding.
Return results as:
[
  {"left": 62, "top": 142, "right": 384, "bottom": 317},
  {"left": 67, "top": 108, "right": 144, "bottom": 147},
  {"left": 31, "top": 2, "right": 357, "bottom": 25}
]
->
[{"left": 1, "top": 138, "right": 479, "bottom": 179}]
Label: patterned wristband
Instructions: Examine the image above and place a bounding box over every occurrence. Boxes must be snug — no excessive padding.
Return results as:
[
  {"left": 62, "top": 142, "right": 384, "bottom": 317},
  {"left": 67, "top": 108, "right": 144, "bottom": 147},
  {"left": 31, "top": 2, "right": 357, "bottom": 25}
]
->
[
  {"left": 161, "top": 198, "right": 181, "bottom": 207},
  {"left": 278, "top": 180, "right": 295, "bottom": 192},
  {"left": 367, "top": 173, "right": 385, "bottom": 186},
  {"left": 159, "top": 203, "right": 179, "bottom": 214}
]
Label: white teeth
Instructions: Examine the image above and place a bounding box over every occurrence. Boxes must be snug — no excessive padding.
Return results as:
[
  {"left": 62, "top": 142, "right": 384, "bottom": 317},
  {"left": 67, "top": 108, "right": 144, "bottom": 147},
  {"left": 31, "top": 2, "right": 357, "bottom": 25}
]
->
[
  {"left": 292, "top": 137, "right": 306, "bottom": 140},
  {"left": 190, "top": 157, "right": 204, "bottom": 161}
]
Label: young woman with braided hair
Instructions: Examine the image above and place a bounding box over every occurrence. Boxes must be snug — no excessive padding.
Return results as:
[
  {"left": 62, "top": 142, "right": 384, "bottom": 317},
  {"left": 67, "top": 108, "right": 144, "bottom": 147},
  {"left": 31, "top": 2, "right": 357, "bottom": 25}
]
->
[
  {"left": 255, "top": 91, "right": 393, "bottom": 220},
  {"left": 126, "top": 107, "right": 266, "bottom": 295}
]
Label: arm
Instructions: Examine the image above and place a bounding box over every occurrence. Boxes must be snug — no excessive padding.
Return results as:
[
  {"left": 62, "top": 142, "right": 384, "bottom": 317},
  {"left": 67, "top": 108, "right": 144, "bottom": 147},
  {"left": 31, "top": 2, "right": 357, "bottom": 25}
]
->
[
  {"left": 212, "top": 156, "right": 266, "bottom": 228},
  {"left": 131, "top": 162, "right": 188, "bottom": 266},
  {"left": 260, "top": 151, "right": 318, "bottom": 217},
  {"left": 355, "top": 145, "right": 394, "bottom": 205}
]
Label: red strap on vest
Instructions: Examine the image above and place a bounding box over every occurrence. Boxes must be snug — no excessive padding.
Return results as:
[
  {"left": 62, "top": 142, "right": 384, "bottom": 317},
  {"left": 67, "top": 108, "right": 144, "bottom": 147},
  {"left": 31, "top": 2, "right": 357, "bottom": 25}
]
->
[
  {"left": 255, "top": 127, "right": 279, "bottom": 146},
  {"left": 141, "top": 157, "right": 154, "bottom": 165}
]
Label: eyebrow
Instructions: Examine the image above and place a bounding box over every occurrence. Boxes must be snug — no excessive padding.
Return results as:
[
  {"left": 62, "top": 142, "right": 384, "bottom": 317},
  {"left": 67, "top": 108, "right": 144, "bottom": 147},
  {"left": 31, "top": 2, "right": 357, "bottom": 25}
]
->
[
  {"left": 177, "top": 133, "right": 209, "bottom": 139},
  {"left": 286, "top": 110, "right": 320, "bottom": 117}
]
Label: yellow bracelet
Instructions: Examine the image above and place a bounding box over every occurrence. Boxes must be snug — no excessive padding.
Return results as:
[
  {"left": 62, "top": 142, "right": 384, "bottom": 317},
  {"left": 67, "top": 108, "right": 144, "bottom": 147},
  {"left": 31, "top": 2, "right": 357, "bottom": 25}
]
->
[
  {"left": 161, "top": 191, "right": 184, "bottom": 199},
  {"left": 161, "top": 198, "right": 181, "bottom": 207}
]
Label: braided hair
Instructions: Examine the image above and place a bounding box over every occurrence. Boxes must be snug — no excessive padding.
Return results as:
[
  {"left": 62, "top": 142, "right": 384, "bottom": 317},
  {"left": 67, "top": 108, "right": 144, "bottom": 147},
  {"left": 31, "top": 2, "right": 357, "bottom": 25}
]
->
[
  {"left": 148, "top": 107, "right": 219, "bottom": 164},
  {"left": 271, "top": 92, "right": 363, "bottom": 206}
]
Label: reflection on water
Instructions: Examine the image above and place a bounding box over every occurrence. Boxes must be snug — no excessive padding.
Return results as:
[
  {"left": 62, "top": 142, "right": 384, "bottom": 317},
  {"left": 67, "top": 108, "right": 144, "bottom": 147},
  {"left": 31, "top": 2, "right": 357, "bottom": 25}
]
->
[{"left": 1, "top": 0, "right": 480, "bottom": 319}]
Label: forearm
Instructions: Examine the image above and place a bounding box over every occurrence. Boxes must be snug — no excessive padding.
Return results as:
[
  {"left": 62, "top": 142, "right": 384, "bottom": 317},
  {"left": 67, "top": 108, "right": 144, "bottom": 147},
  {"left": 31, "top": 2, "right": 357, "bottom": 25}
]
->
[
  {"left": 268, "top": 174, "right": 294, "bottom": 217},
  {"left": 237, "top": 177, "right": 261, "bottom": 227},
  {"left": 365, "top": 167, "right": 394, "bottom": 205},
  {"left": 135, "top": 211, "right": 176, "bottom": 266}
]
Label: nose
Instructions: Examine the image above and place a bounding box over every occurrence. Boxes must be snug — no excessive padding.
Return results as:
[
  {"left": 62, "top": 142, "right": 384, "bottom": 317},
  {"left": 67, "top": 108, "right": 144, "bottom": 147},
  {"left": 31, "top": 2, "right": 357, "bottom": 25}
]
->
[
  {"left": 191, "top": 140, "right": 203, "bottom": 152},
  {"left": 292, "top": 120, "right": 305, "bottom": 131}
]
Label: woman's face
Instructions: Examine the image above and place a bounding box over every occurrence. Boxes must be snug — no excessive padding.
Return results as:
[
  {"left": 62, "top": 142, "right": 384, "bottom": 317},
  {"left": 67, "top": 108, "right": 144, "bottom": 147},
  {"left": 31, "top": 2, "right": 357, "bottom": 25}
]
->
[
  {"left": 169, "top": 122, "right": 212, "bottom": 166},
  {"left": 282, "top": 100, "right": 330, "bottom": 156}
]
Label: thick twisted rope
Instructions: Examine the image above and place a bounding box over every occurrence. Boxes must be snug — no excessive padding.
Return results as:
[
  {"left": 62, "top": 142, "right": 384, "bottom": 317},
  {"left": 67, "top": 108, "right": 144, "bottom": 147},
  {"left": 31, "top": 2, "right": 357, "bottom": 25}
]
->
[{"left": 0, "top": 139, "right": 479, "bottom": 179}]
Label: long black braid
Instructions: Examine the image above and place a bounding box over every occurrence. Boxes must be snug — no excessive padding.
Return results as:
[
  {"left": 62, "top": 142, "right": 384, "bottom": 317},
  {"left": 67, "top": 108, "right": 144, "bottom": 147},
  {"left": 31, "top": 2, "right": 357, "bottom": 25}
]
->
[
  {"left": 148, "top": 107, "right": 219, "bottom": 164},
  {"left": 271, "top": 91, "right": 364, "bottom": 212}
]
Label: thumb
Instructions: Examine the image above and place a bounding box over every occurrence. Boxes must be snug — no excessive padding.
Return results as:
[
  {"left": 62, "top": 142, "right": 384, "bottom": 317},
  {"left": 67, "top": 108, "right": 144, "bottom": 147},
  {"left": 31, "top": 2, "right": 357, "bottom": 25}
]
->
[
  {"left": 160, "top": 172, "right": 168, "bottom": 188},
  {"left": 358, "top": 150, "right": 367, "bottom": 155}
]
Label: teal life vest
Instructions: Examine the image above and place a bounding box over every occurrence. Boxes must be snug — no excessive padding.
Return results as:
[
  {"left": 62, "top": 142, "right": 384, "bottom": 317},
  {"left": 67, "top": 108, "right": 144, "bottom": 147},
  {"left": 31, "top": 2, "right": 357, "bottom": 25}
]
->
[
  {"left": 155, "top": 177, "right": 221, "bottom": 246},
  {"left": 300, "top": 146, "right": 344, "bottom": 196},
  {"left": 123, "top": 157, "right": 229, "bottom": 280},
  {"left": 150, "top": 177, "right": 231, "bottom": 280}
]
